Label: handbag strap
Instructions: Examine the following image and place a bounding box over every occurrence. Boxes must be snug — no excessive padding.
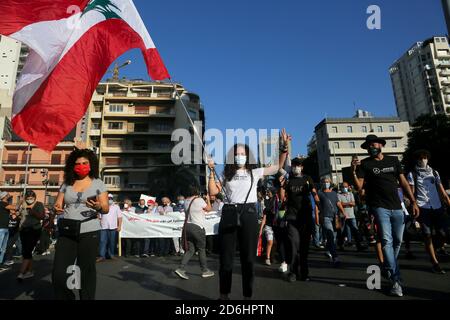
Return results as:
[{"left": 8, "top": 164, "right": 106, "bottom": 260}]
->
[
  {"left": 184, "top": 196, "right": 200, "bottom": 224},
  {"left": 239, "top": 169, "right": 254, "bottom": 215}
]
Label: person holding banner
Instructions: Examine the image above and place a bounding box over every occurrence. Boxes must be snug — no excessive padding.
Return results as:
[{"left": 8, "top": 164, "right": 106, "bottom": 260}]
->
[
  {"left": 174, "top": 185, "right": 214, "bottom": 280},
  {"left": 208, "top": 129, "right": 290, "bottom": 300}
]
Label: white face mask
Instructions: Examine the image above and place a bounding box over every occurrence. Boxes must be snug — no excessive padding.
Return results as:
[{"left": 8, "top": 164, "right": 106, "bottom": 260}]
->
[
  {"left": 26, "top": 199, "right": 35, "bottom": 205},
  {"left": 124, "top": 204, "right": 129, "bottom": 209},
  {"left": 292, "top": 166, "right": 302, "bottom": 176},
  {"left": 108, "top": 200, "right": 114, "bottom": 205},
  {"left": 235, "top": 155, "right": 247, "bottom": 167},
  {"left": 419, "top": 159, "right": 428, "bottom": 168}
]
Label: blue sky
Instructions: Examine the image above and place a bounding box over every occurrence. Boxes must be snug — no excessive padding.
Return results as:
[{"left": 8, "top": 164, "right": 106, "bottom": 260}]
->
[{"left": 109, "top": 0, "right": 447, "bottom": 157}]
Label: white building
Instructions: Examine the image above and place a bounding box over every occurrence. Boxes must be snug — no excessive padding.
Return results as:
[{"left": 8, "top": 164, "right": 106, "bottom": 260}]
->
[
  {"left": 314, "top": 110, "right": 410, "bottom": 184},
  {"left": 389, "top": 36, "right": 450, "bottom": 124},
  {"left": 0, "top": 35, "right": 28, "bottom": 117}
]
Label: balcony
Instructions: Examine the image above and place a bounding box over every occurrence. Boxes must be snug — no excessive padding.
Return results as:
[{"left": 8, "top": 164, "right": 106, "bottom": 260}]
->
[
  {"left": 100, "top": 146, "right": 172, "bottom": 154},
  {"left": 103, "top": 109, "right": 175, "bottom": 118},
  {"left": 441, "top": 79, "right": 450, "bottom": 86},
  {"left": 1, "top": 160, "right": 65, "bottom": 167},
  {"left": 440, "top": 70, "right": 450, "bottom": 77},
  {"left": 446, "top": 95, "right": 450, "bottom": 104},
  {"left": 0, "top": 180, "right": 61, "bottom": 189},
  {"left": 90, "top": 112, "right": 102, "bottom": 119},
  {"left": 89, "top": 129, "right": 101, "bottom": 136},
  {"left": 327, "top": 131, "right": 407, "bottom": 140}
]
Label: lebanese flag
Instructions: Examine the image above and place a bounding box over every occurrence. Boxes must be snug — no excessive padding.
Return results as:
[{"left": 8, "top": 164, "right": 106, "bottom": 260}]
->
[{"left": 0, "top": 0, "right": 170, "bottom": 151}]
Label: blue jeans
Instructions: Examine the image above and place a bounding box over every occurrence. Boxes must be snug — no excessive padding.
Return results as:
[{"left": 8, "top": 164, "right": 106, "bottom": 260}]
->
[
  {"left": 99, "top": 229, "right": 117, "bottom": 258},
  {"left": 312, "top": 222, "right": 322, "bottom": 246},
  {"left": 322, "top": 217, "right": 337, "bottom": 258},
  {"left": 372, "top": 207, "right": 405, "bottom": 283},
  {"left": 0, "top": 228, "right": 9, "bottom": 264}
]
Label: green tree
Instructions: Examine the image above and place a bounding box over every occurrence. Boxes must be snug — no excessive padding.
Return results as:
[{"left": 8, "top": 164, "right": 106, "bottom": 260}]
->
[
  {"left": 402, "top": 114, "right": 450, "bottom": 188},
  {"left": 302, "top": 149, "right": 320, "bottom": 183}
]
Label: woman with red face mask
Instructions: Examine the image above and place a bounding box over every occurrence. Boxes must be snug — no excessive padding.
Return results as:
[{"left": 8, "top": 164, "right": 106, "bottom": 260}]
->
[{"left": 52, "top": 148, "right": 109, "bottom": 300}]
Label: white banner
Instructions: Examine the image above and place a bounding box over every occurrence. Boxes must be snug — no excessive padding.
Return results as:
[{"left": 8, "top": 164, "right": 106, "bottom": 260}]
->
[{"left": 119, "top": 211, "right": 221, "bottom": 238}]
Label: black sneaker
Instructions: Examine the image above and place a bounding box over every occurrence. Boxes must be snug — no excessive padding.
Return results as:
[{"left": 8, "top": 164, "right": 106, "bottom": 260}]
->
[
  {"left": 437, "top": 249, "right": 450, "bottom": 258},
  {"left": 287, "top": 273, "right": 297, "bottom": 283},
  {"left": 431, "top": 264, "right": 446, "bottom": 274}
]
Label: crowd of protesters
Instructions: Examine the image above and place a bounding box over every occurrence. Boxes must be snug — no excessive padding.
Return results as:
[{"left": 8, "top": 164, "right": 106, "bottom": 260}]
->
[{"left": 0, "top": 132, "right": 449, "bottom": 300}]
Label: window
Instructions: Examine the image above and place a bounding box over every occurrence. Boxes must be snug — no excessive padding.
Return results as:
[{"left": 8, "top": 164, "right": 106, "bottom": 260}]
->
[
  {"left": 336, "top": 158, "right": 341, "bottom": 165},
  {"left": 5, "top": 174, "right": 15, "bottom": 185},
  {"left": 51, "top": 154, "right": 61, "bottom": 164},
  {"left": 91, "top": 122, "right": 100, "bottom": 130},
  {"left": 108, "top": 122, "right": 123, "bottom": 130},
  {"left": 361, "top": 126, "right": 368, "bottom": 133},
  {"left": 333, "top": 142, "right": 340, "bottom": 149},
  {"left": 19, "top": 174, "right": 26, "bottom": 184},
  {"left": 94, "top": 105, "right": 102, "bottom": 113},
  {"left": 331, "top": 126, "right": 338, "bottom": 133},
  {"left": 346, "top": 126, "right": 353, "bottom": 133},
  {"left": 105, "top": 158, "right": 120, "bottom": 166},
  {"left": 156, "top": 123, "right": 172, "bottom": 131},
  {"left": 7, "top": 153, "right": 18, "bottom": 164},
  {"left": 133, "top": 140, "right": 148, "bottom": 150},
  {"left": 134, "top": 123, "right": 148, "bottom": 132},
  {"left": 104, "top": 176, "right": 120, "bottom": 186},
  {"left": 133, "top": 158, "right": 147, "bottom": 166},
  {"left": 135, "top": 106, "right": 149, "bottom": 115},
  {"left": 391, "top": 141, "right": 398, "bottom": 148},
  {"left": 389, "top": 125, "right": 395, "bottom": 132},
  {"left": 109, "top": 104, "right": 123, "bottom": 112},
  {"left": 49, "top": 174, "right": 59, "bottom": 186},
  {"left": 349, "top": 142, "right": 356, "bottom": 149},
  {"left": 106, "top": 139, "right": 123, "bottom": 148},
  {"left": 377, "top": 126, "right": 383, "bottom": 133}
]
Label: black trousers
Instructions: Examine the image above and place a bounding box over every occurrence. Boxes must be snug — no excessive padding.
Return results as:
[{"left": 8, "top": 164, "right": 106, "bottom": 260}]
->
[
  {"left": 287, "top": 221, "right": 312, "bottom": 278},
  {"left": 219, "top": 204, "right": 258, "bottom": 298},
  {"left": 36, "top": 229, "right": 51, "bottom": 253},
  {"left": 20, "top": 228, "right": 41, "bottom": 259},
  {"left": 273, "top": 225, "right": 288, "bottom": 263},
  {"left": 52, "top": 231, "right": 99, "bottom": 300}
]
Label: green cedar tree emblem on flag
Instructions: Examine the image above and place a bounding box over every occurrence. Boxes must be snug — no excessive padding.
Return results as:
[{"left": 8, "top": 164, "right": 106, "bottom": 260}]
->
[{"left": 81, "top": 0, "right": 122, "bottom": 19}]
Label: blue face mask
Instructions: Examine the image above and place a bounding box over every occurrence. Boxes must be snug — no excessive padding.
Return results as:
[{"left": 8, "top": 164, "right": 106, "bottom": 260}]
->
[
  {"left": 235, "top": 155, "right": 247, "bottom": 167},
  {"left": 324, "top": 183, "right": 331, "bottom": 189},
  {"left": 179, "top": 200, "right": 185, "bottom": 205},
  {"left": 342, "top": 188, "right": 348, "bottom": 193}
]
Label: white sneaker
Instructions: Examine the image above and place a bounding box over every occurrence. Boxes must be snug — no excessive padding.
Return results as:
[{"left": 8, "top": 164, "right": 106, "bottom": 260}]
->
[
  {"left": 4, "top": 260, "right": 14, "bottom": 266},
  {"left": 278, "top": 262, "right": 288, "bottom": 273},
  {"left": 265, "top": 259, "right": 271, "bottom": 266},
  {"left": 22, "top": 271, "right": 34, "bottom": 279}
]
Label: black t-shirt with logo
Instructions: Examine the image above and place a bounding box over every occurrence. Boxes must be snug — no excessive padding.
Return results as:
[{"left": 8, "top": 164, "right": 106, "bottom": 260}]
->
[
  {"left": 356, "top": 155, "right": 403, "bottom": 210},
  {"left": 0, "top": 202, "right": 10, "bottom": 229},
  {"left": 285, "top": 175, "right": 314, "bottom": 222}
]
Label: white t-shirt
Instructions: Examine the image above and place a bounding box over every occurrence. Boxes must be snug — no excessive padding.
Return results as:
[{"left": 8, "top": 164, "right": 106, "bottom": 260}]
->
[
  {"left": 221, "top": 168, "right": 265, "bottom": 204},
  {"left": 185, "top": 197, "right": 208, "bottom": 229},
  {"left": 407, "top": 168, "right": 442, "bottom": 209}
]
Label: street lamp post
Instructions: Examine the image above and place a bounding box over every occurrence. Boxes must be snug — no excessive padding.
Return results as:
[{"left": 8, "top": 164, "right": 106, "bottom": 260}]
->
[{"left": 41, "top": 168, "right": 49, "bottom": 205}]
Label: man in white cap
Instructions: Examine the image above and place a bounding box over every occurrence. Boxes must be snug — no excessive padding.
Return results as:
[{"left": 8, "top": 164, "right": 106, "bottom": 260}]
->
[{"left": 97, "top": 194, "right": 122, "bottom": 262}]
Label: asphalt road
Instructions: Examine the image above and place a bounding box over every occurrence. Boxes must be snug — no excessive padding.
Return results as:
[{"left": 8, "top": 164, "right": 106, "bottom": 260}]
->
[{"left": 1, "top": 242, "right": 449, "bottom": 300}]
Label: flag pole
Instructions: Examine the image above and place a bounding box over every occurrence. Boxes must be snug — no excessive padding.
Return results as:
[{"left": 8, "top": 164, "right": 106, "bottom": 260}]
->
[{"left": 22, "top": 142, "right": 32, "bottom": 197}]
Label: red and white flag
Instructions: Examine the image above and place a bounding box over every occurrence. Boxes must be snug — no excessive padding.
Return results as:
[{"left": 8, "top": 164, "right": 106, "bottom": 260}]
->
[{"left": 0, "top": 0, "right": 170, "bottom": 151}]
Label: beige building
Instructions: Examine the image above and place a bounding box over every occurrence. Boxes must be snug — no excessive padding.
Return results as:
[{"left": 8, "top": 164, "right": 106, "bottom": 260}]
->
[
  {"left": 84, "top": 80, "right": 206, "bottom": 200},
  {"left": 0, "top": 35, "right": 28, "bottom": 117},
  {"left": 390, "top": 36, "right": 450, "bottom": 124},
  {"left": 0, "top": 141, "right": 76, "bottom": 205},
  {"left": 314, "top": 110, "right": 410, "bottom": 184}
]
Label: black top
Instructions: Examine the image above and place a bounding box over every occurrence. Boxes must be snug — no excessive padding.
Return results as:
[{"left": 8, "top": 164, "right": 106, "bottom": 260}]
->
[
  {"left": 356, "top": 155, "right": 403, "bottom": 210},
  {"left": 0, "top": 202, "right": 10, "bottom": 229},
  {"left": 263, "top": 197, "right": 277, "bottom": 227},
  {"left": 134, "top": 205, "right": 148, "bottom": 214},
  {"left": 284, "top": 175, "right": 314, "bottom": 222},
  {"left": 21, "top": 202, "right": 45, "bottom": 230}
]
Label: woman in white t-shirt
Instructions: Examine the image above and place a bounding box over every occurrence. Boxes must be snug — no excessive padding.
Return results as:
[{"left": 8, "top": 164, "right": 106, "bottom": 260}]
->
[
  {"left": 174, "top": 185, "right": 214, "bottom": 280},
  {"left": 208, "top": 129, "right": 290, "bottom": 300}
]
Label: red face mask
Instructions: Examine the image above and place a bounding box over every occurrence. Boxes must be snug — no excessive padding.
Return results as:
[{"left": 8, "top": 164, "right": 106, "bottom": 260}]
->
[{"left": 74, "top": 164, "right": 91, "bottom": 177}]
